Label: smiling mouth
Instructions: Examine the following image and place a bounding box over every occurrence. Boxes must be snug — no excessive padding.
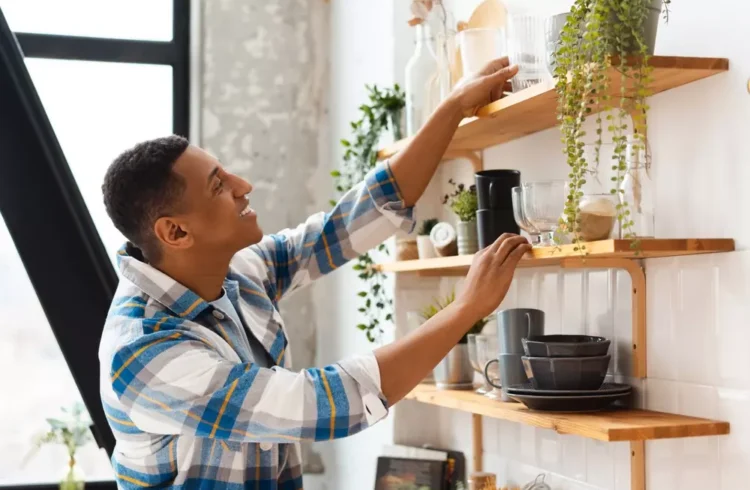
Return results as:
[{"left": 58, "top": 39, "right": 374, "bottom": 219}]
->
[{"left": 240, "top": 202, "right": 256, "bottom": 217}]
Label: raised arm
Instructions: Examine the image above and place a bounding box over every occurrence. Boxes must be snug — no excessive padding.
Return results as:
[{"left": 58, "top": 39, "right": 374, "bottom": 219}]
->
[{"left": 245, "top": 58, "right": 518, "bottom": 300}]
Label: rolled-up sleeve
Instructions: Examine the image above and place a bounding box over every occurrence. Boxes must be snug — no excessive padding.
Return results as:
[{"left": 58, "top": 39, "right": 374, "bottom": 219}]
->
[
  {"left": 109, "top": 330, "right": 387, "bottom": 443},
  {"left": 245, "top": 160, "right": 415, "bottom": 300}
]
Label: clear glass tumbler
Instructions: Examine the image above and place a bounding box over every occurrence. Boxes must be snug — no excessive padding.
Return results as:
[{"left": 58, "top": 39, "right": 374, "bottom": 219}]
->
[
  {"left": 522, "top": 181, "right": 567, "bottom": 247},
  {"left": 511, "top": 186, "right": 541, "bottom": 245},
  {"left": 508, "top": 14, "right": 550, "bottom": 92},
  {"left": 476, "top": 334, "right": 502, "bottom": 401}
]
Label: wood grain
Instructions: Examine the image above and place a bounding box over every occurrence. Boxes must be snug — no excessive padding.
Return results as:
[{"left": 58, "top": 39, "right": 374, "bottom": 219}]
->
[
  {"left": 472, "top": 414, "right": 483, "bottom": 473},
  {"left": 377, "top": 56, "right": 729, "bottom": 160},
  {"left": 405, "top": 385, "right": 730, "bottom": 442},
  {"left": 374, "top": 239, "right": 735, "bottom": 274}
]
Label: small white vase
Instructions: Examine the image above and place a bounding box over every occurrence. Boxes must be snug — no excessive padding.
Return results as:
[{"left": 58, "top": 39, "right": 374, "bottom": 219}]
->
[{"left": 416, "top": 235, "right": 437, "bottom": 259}]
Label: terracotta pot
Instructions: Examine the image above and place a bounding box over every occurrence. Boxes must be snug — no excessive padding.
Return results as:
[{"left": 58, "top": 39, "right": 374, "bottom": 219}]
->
[{"left": 396, "top": 238, "right": 419, "bottom": 261}]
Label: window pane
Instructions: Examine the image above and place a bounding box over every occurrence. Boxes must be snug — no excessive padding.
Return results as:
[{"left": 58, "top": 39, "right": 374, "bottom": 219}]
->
[
  {"left": 0, "top": 214, "right": 113, "bottom": 483},
  {"left": 25, "top": 58, "right": 173, "bottom": 262},
  {"left": 0, "top": 59, "right": 173, "bottom": 483},
  {"left": 0, "top": 0, "right": 173, "bottom": 41}
]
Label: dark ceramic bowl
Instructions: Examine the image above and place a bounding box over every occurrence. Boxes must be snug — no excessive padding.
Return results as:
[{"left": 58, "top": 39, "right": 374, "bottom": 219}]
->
[
  {"left": 522, "top": 355, "right": 611, "bottom": 390},
  {"left": 522, "top": 335, "right": 611, "bottom": 358}
]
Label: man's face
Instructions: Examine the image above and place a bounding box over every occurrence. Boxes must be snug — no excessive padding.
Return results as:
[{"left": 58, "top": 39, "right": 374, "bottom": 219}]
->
[{"left": 167, "top": 145, "right": 262, "bottom": 256}]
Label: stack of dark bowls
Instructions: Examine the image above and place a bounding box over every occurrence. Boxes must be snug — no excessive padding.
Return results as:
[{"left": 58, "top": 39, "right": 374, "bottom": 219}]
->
[
  {"left": 505, "top": 335, "right": 633, "bottom": 412},
  {"left": 475, "top": 170, "right": 521, "bottom": 248}
]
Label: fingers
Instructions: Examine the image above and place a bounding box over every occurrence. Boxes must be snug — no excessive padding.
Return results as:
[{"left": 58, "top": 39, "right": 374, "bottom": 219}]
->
[
  {"left": 493, "top": 235, "right": 529, "bottom": 264},
  {"left": 487, "top": 233, "right": 516, "bottom": 254},
  {"left": 479, "top": 57, "right": 510, "bottom": 75},
  {"left": 503, "top": 242, "right": 533, "bottom": 269},
  {"left": 490, "top": 64, "right": 519, "bottom": 83}
]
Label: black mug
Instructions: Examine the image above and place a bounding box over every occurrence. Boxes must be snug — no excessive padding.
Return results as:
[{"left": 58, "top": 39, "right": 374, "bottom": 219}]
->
[
  {"left": 475, "top": 170, "right": 521, "bottom": 210},
  {"left": 477, "top": 208, "right": 520, "bottom": 249}
]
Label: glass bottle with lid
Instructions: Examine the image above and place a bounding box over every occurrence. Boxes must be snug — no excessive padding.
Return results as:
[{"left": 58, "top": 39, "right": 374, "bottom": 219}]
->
[{"left": 405, "top": 21, "right": 438, "bottom": 137}]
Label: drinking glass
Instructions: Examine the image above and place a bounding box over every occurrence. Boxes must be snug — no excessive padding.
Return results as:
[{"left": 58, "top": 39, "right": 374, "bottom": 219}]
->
[
  {"left": 476, "top": 334, "right": 502, "bottom": 401},
  {"left": 511, "top": 186, "right": 541, "bottom": 245},
  {"left": 508, "top": 14, "right": 550, "bottom": 92},
  {"left": 522, "top": 181, "right": 567, "bottom": 247},
  {"left": 467, "top": 334, "right": 487, "bottom": 394}
]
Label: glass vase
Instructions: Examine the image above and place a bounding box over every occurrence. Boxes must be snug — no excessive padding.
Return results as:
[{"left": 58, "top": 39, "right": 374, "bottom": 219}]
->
[
  {"left": 60, "top": 457, "right": 85, "bottom": 490},
  {"left": 405, "top": 23, "right": 438, "bottom": 137},
  {"left": 620, "top": 150, "right": 655, "bottom": 239}
]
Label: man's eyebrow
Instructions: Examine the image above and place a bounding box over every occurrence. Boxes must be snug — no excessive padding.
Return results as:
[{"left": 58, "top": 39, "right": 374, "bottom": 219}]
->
[{"left": 206, "top": 166, "right": 220, "bottom": 187}]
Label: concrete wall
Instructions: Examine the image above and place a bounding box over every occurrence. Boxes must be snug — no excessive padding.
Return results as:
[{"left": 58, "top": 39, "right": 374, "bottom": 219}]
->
[{"left": 198, "top": 0, "right": 330, "bottom": 475}]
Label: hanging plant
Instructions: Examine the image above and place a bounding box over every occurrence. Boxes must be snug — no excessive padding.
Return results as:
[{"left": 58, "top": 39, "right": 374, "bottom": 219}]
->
[
  {"left": 332, "top": 84, "right": 405, "bottom": 342},
  {"left": 553, "top": 0, "right": 668, "bottom": 253}
]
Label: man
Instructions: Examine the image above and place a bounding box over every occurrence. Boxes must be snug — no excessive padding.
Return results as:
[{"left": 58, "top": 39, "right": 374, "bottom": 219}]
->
[{"left": 99, "top": 58, "right": 530, "bottom": 488}]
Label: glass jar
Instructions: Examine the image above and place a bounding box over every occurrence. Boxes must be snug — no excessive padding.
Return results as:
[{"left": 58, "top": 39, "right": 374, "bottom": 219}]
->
[
  {"left": 405, "top": 23, "right": 438, "bottom": 137},
  {"left": 620, "top": 152, "right": 655, "bottom": 238}
]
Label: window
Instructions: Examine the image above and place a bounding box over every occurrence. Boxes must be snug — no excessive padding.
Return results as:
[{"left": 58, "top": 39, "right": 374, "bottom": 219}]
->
[{"left": 0, "top": 1, "right": 189, "bottom": 484}]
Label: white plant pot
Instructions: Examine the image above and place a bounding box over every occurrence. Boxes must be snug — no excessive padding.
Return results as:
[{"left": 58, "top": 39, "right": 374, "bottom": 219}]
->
[{"left": 416, "top": 235, "right": 437, "bottom": 259}]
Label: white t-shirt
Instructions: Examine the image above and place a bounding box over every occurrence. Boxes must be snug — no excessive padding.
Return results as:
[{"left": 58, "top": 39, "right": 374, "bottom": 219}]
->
[{"left": 210, "top": 289, "right": 271, "bottom": 368}]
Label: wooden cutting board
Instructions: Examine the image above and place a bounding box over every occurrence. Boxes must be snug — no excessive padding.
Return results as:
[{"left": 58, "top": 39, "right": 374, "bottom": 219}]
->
[{"left": 468, "top": 0, "right": 507, "bottom": 29}]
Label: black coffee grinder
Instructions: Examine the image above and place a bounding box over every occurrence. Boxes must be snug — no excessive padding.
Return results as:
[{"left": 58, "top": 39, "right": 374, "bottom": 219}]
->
[{"left": 475, "top": 170, "right": 521, "bottom": 248}]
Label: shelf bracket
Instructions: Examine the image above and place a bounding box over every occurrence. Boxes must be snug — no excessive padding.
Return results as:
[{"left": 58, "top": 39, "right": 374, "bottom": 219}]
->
[
  {"left": 447, "top": 150, "right": 484, "bottom": 173},
  {"left": 560, "top": 257, "right": 647, "bottom": 378}
]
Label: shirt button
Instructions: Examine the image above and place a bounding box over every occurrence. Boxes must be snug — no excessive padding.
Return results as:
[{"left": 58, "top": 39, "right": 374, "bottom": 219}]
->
[
  {"left": 212, "top": 310, "right": 225, "bottom": 320},
  {"left": 260, "top": 442, "right": 273, "bottom": 451}
]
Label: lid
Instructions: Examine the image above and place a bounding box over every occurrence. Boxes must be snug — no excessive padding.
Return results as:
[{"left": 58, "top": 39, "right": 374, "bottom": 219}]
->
[{"left": 429, "top": 222, "right": 456, "bottom": 248}]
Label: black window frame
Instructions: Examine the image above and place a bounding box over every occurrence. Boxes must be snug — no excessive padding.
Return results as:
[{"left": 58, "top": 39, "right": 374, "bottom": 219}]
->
[{"left": 0, "top": 1, "right": 190, "bottom": 484}]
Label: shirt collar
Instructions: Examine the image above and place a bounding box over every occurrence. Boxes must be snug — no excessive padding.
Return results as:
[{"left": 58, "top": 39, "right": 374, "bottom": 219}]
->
[{"left": 117, "top": 243, "right": 211, "bottom": 320}]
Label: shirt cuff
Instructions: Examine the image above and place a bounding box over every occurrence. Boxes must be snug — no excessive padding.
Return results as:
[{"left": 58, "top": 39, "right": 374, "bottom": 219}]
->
[
  {"left": 364, "top": 160, "right": 416, "bottom": 234},
  {"left": 337, "top": 352, "right": 389, "bottom": 426}
]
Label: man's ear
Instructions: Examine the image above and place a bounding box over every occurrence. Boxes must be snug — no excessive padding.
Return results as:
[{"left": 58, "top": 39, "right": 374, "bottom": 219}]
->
[{"left": 153, "top": 216, "right": 193, "bottom": 251}]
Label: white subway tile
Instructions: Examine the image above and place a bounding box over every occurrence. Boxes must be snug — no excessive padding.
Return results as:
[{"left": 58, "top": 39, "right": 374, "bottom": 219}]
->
[
  {"left": 677, "top": 264, "right": 720, "bottom": 386},
  {"left": 646, "top": 439, "right": 680, "bottom": 490},
  {"left": 535, "top": 428, "right": 561, "bottom": 475},
  {"left": 644, "top": 378, "right": 678, "bottom": 413},
  {"left": 559, "top": 434, "right": 587, "bottom": 482},
  {"left": 519, "top": 425, "right": 537, "bottom": 466},
  {"left": 585, "top": 439, "right": 615, "bottom": 489},
  {"left": 539, "top": 271, "right": 562, "bottom": 334},
  {"left": 483, "top": 418, "right": 500, "bottom": 454},
  {"left": 612, "top": 270, "right": 633, "bottom": 377},
  {"left": 585, "top": 270, "right": 614, "bottom": 343},
  {"left": 717, "top": 388, "right": 750, "bottom": 490},
  {"left": 612, "top": 443, "right": 631, "bottom": 490},
  {"left": 498, "top": 420, "right": 521, "bottom": 460},
  {"left": 714, "top": 252, "right": 750, "bottom": 390},
  {"left": 678, "top": 437, "right": 720, "bottom": 490},
  {"left": 645, "top": 259, "right": 679, "bottom": 380},
  {"left": 562, "top": 271, "right": 585, "bottom": 335},
  {"left": 678, "top": 382, "right": 718, "bottom": 419}
]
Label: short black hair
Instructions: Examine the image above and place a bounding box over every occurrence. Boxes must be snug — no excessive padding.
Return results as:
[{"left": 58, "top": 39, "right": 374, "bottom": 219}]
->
[{"left": 102, "top": 135, "right": 189, "bottom": 263}]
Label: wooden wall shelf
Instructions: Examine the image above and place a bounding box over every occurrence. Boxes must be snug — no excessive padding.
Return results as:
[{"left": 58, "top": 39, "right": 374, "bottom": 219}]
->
[
  {"left": 377, "top": 56, "right": 728, "bottom": 161},
  {"left": 375, "top": 239, "right": 735, "bottom": 274},
  {"left": 406, "top": 384, "right": 730, "bottom": 442}
]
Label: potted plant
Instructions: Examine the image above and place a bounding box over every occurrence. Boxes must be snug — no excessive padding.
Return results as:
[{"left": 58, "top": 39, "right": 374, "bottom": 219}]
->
[
  {"left": 417, "top": 218, "right": 439, "bottom": 259},
  {"left": 421, "top": 291, "right": 488, "bottom": 389},
  {"left": 552, "top": 0, "right": 669, "bottom": 254},
  {"left": 22, "top": 402, "right": 92, "bottom": 490},
  {"left": 331, "top": 84, "right": 405, "bottom": 342},
  {"left": 443, "top": 179, "right": 479, "bottom": 255}
]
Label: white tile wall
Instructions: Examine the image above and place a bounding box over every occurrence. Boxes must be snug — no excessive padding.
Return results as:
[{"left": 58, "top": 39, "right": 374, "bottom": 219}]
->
[{"left": 326, "top": 0, "right": 750, "bottom": 487}]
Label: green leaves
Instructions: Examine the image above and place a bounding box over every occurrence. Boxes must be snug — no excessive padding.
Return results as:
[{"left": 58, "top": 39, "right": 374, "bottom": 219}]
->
[{"left": 554, "top": 0, "right": 652, "bottom": 256}]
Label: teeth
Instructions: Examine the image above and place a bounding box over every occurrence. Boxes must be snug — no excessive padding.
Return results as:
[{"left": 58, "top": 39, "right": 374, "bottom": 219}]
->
[{"left": 240, "top": 203, "right": 252, "bottom": 217}]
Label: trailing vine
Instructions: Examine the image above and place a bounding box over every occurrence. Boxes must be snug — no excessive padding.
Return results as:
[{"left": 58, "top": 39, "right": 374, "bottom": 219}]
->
[
  {"left": 331, "top": 84, "right": 405, "bottom": 342},
  {"left": 554, "top": 0, "right": 664, "bottom": 253}
]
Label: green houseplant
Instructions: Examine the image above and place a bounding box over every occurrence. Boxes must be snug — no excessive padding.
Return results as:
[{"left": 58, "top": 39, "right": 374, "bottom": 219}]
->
[
  {"left": 416, "top": 218, "right": 439, "bottom": 259},
  {"left": 331, "top": 84, "right": 405, "bottom": 342},
  {"left": 22, "top": 402, "right": 92, "bottom": 490},
  {"left": 421, "top": 291, "right": 487, "bottom": 389},
  {"left": 553, "top": 0, "right": 669, "bottom": 253},
  {"left": 443, "top": 180, "right": 479, "bottom": 255}
]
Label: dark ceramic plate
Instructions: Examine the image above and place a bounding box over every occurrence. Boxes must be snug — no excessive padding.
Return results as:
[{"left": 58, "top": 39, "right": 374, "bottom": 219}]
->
[
  {"left": 507, "top": 391, "right": 632, "bottom": 412},
  {"left": 506, "top": 382, "right": 632, "bottom": 397},
  {"left": 522, "top": 335, "right": 611, "bottom": 358}
]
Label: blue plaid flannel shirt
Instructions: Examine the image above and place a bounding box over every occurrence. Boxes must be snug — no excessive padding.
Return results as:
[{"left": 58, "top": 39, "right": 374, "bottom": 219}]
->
[{"left": 98, "top": 161, "right": 415, "bottom": 489}]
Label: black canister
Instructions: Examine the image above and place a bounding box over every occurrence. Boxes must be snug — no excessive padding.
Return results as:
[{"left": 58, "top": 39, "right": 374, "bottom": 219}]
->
[{"left": 475, "top": 170, "right": 521, "bottom": 210}]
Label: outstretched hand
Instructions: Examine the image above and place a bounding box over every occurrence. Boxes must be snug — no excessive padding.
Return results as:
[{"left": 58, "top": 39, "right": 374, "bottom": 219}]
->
[{"left": 450, "top": 57, "right": 519, "bottom": 117}]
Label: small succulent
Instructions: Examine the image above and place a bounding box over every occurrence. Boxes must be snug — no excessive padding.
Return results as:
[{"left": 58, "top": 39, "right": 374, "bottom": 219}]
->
[
  {"left": 443, "top": 179, "right": 478, "bottom": 222},
  {"left": 420, "top": 291, "right": 487, "bottom": 344}
]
